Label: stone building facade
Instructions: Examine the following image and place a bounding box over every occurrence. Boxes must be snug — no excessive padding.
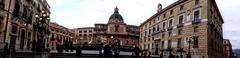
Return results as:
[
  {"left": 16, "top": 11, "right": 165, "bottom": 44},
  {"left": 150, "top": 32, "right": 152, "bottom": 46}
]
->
[
  {"left": 47, "top": 22, "right": 76, "bottom": 50},
  {"left": 73, "top": 7, "right": 139, "bottom": 48},
  {"left": 71, "top": 27, "right": 95, "bottom": 44},
  {"left": 223, "top": 39, "right": 235, "bottom": 58},
  {"left": 140, "top": 0, "right": 224, "bottom": 58},
  {"left": 0, "top": 0, "right": 50, "bottom": 50}
]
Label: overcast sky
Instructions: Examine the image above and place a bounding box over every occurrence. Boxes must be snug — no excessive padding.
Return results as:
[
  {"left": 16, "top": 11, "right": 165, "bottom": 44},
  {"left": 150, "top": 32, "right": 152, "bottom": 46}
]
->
[{"left": 46, "top": 0, "right": 240, "bottom": 49}]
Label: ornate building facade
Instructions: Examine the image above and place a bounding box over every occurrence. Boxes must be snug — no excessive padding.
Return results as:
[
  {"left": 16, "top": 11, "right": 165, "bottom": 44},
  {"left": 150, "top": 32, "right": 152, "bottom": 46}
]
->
[
  {"left": 223, "top": 39, "right": 235, "bottom": 58},
  {"left": 140, "top": 0, "right": 224, "bottom": 58},
  {"left": 47, "top": 22, "right": 76, "bottom": 50},
  {"left": 72, "top": 7, "right": 139, "bottom": 48},
  {"left": 71, "top": 27, "right": 94, "bottom": 44},
  {"left": 0, "top": 0, "right": 50, "bottom": 50}
]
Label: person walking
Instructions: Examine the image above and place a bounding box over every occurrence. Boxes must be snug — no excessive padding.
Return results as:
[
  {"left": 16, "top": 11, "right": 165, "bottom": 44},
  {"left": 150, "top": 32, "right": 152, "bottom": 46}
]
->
[
  {"left": 133, "top": 46, "right": 141, "bottom": 58},
  {"left": 103, "top": 44, "right": 112, "bottom": 58}
]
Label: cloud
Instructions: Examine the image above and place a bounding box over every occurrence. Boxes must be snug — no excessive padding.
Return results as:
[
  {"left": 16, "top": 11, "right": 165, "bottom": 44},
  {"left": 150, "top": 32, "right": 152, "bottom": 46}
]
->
[{"left": 46, "top": 0, "right": 240, "bottom": 49}]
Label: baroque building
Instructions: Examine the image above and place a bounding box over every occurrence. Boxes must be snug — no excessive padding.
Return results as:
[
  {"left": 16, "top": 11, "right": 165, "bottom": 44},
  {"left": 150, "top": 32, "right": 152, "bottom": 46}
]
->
[
  {"left": 47, "top": 22, "right": 76, "bottom": 50},
  {"left": 72, "top": 7, "right": 139, "bottom": 48},
  {"left": 223, "top": 39, "right": 235, "bottom": 58},
  {"left": 140, "top": 0, "right": 224, "bottom": 58},
  {"left": 71, "top": 27, "right": 94, "bottom": 44},
  {"left": 0, "top": 0, "right": 50, "bottom": 50}
]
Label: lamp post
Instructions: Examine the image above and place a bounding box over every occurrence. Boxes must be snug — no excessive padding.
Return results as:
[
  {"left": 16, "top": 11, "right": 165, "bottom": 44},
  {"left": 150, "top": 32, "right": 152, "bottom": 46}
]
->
[
  {"left": 33, "top": 10, "right": 50, "bottom": 53},
  {"left": 187, "top": 39, "right": 192, "bottom": 58},
  {"left": 166, "top": 47, "right": 173, "bottom": 58},
  {"left": 176, "top": 47, "right": 185, "bottom": 58}
]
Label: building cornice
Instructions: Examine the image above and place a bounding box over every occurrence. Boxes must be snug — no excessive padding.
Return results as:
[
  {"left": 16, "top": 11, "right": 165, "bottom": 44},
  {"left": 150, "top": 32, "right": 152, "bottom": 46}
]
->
[{"left": 140, "top": 0, "right": 186, "bottom": 27}]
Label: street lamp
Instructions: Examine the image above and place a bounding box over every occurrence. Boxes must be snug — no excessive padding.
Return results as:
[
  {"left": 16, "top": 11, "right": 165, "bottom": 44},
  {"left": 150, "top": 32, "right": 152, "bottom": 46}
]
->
[
  {"left": 33, "top": 10, "right": 50, "bottom": 52},
  {"left": 187, "top": 38, "right": 192, "bottom": 58},
  {"left": 166, "top": 47, "right": 173, "bottom": 58},
  {"left": 176, "top": 47, "right": 185, "bottom": 58}
]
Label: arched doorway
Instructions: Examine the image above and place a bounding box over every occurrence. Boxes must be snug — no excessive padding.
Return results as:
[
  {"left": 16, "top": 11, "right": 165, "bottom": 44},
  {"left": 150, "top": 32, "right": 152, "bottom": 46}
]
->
[{"left": 20, "top": 29, "right": 26, "bottom": 49}]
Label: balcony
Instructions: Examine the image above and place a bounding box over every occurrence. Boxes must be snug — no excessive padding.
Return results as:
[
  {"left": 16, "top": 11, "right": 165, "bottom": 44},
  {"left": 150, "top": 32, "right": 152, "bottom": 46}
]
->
[
  {"left": 161, "top": 29, "right": 166, "bottom": 33},
  {"left": 192, "top": 19, "right": 201, "bottom": 24},
  {"left": 167, "top": 27, "right": 173, "bottom": 31},
  {"left": 177, "top": 23, "right": 184, "bottom": 28}
]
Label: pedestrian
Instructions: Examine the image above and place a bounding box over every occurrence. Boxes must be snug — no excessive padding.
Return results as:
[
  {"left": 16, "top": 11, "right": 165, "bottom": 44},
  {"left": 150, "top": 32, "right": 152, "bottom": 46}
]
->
[
  {"left": 159, "top": 53, "right": 163, "bottom": 58},
  {"left": 103, "top": 44, "right": 112, "bottom": 58},
  {"left": 148, "top": 52, "right": 151, "bottom": 58},
  {"left": 10, "top": 47, "right": 16, "bottom": 57},
  {"left": 143, "top": 50, "right": 147, "bottom": 58},
  {"left": 2, "top": 43, "right": 10, "bottom": 58},
  {"left": 133, "top": 46, "right": 141, "bottom": 58},
  {"left": 31, "top": 40, "right": 36, "bottom": 52},
  {"left": 76, "top": 46, "right": 82, "bottom": 56}
]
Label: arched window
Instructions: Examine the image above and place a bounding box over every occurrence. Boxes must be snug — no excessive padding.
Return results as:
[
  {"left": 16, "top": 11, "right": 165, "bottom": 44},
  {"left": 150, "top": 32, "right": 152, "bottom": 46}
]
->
[{"left": 115, "top": 25, "right": 119, "bottom": 32}]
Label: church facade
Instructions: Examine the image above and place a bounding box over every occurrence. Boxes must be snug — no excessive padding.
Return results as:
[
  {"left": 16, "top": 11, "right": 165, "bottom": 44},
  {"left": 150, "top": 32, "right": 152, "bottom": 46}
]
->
[{"left": 72, "top": 7, "right": 139, "bottom": 48}]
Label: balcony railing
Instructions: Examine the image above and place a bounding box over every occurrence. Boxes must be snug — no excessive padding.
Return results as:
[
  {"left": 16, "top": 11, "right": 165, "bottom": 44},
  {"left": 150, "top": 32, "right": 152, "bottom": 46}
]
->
[
  {"left": 167, "top": 27, "right": 173, "bottom": 31},
  {"left": 177, "top": 23, "right": 184, "bottom": 28},
  {"left": 161, "top": 29, "right": 166, "bottom": 33},
  {"left": 192, "top": 19, "right": 201, "bottom": 24}
]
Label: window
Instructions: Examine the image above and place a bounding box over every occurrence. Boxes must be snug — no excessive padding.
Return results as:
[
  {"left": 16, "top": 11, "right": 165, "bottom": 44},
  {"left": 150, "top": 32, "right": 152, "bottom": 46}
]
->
[
  {"left": 115, "top": 25, "right": 119, "bottom": 32},
  {"left": 180, "top": 5, "right": 184, "bottom": 10},
  {"left": 177, "top": 39, "right": 182, "bottom": 48},
  {"left": 169, "top": 19, "right": 174, "bottom": 28},
  {"left": 157, "top": 25, "right": 160, "bottom": 31},
  {"left": 168, "top": 40, "right": 172, "bottom": 48},
  {"left": 89, "top": 30, "right": 92, "bottom": 33},
  {"left": 195, "top": 0, "right": 200, "bottom": 5},
  {"left": 149, "top": 29, "right": 151, "bottom": 34},
  {"left": 163, "top": 14, "right": 166, "bottom": 18},
  {"left": 178, "top": 15, "right": 184, "bottom": 24},
  {"left": 11, "top": 25, "right": 17, "bottom": 34},
  {"left": 168, "top": 31, "right": 171, "bottom": 36},
  {"left": 162, "top": 34, "right": 165, "bottom": 38},
  {"left": 161, "top": 41, "right": 164, "bottom": 49},
  {"left": 194, "top": 10, "right": 200, "bottom": 21},
  {"left": 178, "top": 28, "right": 182, "bottom": 35},
  {"left": 13, "top": 2, "right": 20, "bottom": 17},
  {"left": 153, "top": 27, "right": 155, "bottom": 32},
  {"left": 84, "top": 31, "right": 87, "bottom": 33},
  {"left": 163, "top": 21, "right": 166, "bottom": 30},
  {"left": 193, "top": 36, "right": 199, "bottom": 48},
  {"left": 79, "top": 31, "right": 82, "bottom": 33},
  {"left": 145, "top": 31, "right": 147, "bottom": 36},
  {"left": 170, "top": 10, "right": 173, "bottom": 15},
  {"left": 152, "top": 37, "right": 154, "bottom": 41},
  {"left": 194, "top": 26, "right": 199, "bottom": 32}
]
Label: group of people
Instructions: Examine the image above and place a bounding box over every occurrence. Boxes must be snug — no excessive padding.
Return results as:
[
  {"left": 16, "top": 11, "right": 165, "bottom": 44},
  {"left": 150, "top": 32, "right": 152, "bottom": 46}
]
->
[
  {"left": 56, "top": 40, "right": 74, "bottom": 53},
  {"left": 100, "top": 43, "right": 121, "bottom": 58}
]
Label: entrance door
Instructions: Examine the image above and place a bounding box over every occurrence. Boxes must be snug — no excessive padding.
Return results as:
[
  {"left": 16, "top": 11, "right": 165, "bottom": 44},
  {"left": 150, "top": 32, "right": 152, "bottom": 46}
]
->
[
  {"left": 20, "top": 30, "right": 26, "bottom": 49},
  {"left": 10, "top": 35, "right": 17, "bottom": 48}
]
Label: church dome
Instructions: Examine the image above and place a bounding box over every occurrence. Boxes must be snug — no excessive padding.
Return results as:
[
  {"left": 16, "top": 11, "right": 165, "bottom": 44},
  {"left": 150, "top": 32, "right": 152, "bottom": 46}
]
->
[{"left": 108, "top": 7, "right": 124, "bottom": 23}]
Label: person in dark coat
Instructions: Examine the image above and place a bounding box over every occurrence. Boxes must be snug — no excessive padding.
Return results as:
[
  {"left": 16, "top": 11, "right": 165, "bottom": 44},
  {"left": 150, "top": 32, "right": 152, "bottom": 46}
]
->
[
  {"left": 3, "top": 43, "right": 10, "bottom": 58},
  {"left": 76, "top": 46, "right": 82, "bottom": 56},
  {"left": 103, "top": 44, "right": 112, "bottom": 58},
  {"left": 31, "top": 40, "right": 36, "bottom": 52},
  {"left": 148, "top": 52, "right": 151, "bottom": 58},
  {"left": 133, "top": 46, "right": 141, "bottom": 58}
]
